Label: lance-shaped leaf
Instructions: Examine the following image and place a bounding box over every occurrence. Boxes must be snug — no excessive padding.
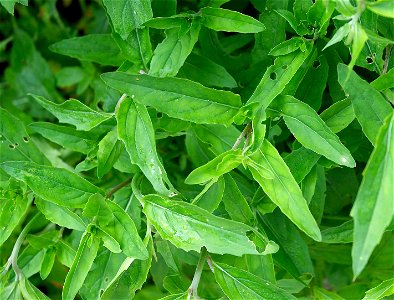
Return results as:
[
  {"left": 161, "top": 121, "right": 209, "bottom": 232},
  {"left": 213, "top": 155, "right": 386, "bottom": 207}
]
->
[
  {"left": 19, "top": 275, "right": 51, "bottom": 300},
  {"left": 212, "top": 261, "right": 296, "bottom": 300},
  {"left": 338, "top": 63, "right": 392, "bottom": 145},
  {"left": 97, "top": 130, "right": 123, "bottom": 178},
  {"left": 201, "top": 7, "right": 265, "bottom": 33},
  {"left": 149, "top": 19, "right": 201, "bottom": 77},
  {"left": 35, "top": 198, "right": 86, "bottom": 231},
  {"left": 0, "top": 108, "right": 49, "bottom": 165},
  {"left": 102, "top": 72, "right": 242, "bottom": 125},
  {"left": 143, "top": 194, "right": 261, "bottom": 256},
  {"left": 351, "top": 112, "right": 394, "bottom": 278},
  {"left": 105, "top": 201, "right": 148, "bottom": 259},
  {"left": 31, "top": 94, "right": 113, "bottom": 131},
  {"left": 241, "top": 43, "right": 313, "bottom": 120},
  {"left": 102, "top": 0, "right": 153, "bottom": 40},
  {"left": 116, "top": 97, "right": 173, "bottom": 196},
  {"left": 62, "top": 229, "right": 100, "bottom": 300},
  {"left": 49, "top": 34, "right": 125, "bottom": 66},
  {"left": 268, "top": 95, "right": 355, "bottom": 168},
  {"left": 29, "top": 122, "right": 100, "bottom": 154},
  {"left": 362, "top": 278, "right": 394, "bottom": 300},
  {"left": 0, "top": 161, "right": 104, "bottom": 208},
  {"left": 247, "top": 140, "right": 321, "bottom": 241},
  {"left": 320, "top": 98, "right": 355, "bottom": 134},
  {"left": 185, "top": 149, "right": 244, "bottom": 184}
]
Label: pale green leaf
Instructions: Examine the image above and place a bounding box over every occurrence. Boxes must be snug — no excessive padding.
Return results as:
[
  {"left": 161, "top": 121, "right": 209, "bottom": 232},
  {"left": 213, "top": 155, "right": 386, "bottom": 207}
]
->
[
  {"left": 143, "top": 194, "right": 260, "bottom": 255},
  {"left": 319, "top": 98, "right": 355, "bottom": 133},
  {"left": 116, "top": 97, "right": 173, "bottom": 196},
  {"left": 338, "top": 63, "right": 392, "bottom": 145},
  {"left": 247, "top": 140, "right": 322, "bottom": 241},
  {"left": 268, "top": 95, "right": 355, "bottom": 167},
  {"left": 363, "top": 278, "right": 394, "bottom": 300},
  {"left": 0, "top": 161, "right": 104, "bottom": 208},
  {"left": 102, "top": 72, "right": 242, "bottom": 125},
  {"left": 31, "top": 94, "right": 113, "bottom": 131},
  {"left": 212, "top": 261, "right": 296, "bottom": 300},
  {"left": 97, "top": 130, "right": 123, "bottom": 178},
  {"left": 367, "top": 0, "right": 394, "bottom": 19},
  {"left": 351, "top": 112, "right": 394, "bottom": 278},
  {"left": 201, "top": 7, "right": 265, "bottom": 33}
]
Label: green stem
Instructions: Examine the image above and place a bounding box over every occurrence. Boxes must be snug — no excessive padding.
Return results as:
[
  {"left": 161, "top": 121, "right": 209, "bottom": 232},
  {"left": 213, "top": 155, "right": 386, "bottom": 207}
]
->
[
  {"left": 106, "top": 177, "right": 132, "bottom": 199},
  {"left": 188, "top": 247, "right": 208, "bottom": 300},
  {"left": 3, "top": 213, "right": 41, "bottom": 280}
]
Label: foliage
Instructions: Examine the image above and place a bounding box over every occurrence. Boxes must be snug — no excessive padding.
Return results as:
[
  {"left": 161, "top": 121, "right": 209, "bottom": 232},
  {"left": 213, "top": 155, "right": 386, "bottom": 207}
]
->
[{"left": 0, "top": 0, "right": 393, "bottom": 299}]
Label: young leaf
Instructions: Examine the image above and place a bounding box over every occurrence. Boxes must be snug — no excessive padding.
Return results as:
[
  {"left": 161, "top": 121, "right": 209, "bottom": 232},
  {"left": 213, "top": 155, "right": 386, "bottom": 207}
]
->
[
  {"left": 49, "top": 34, "right": 125, "bottom": 66},
  {"left": 102, "top": 0, "right": 153, "bottom": 40},
  {"left": 0, "top": 108, "right": 49, "bottom": 165},
  {"left": 268, "top": 95, "right": 356, "bottom": 167},
  {"left": 29, "top": 122, "right": 100, "bottom": 154},
  {"left": 242, "top": 43, "right": 313, "bottom": 119},
  {"left": 35, "top": 198, "right": 86, "bottom": 231},
  {"left": 62, "top": 230, "right": 100, "bottom": 300},
  {"left": 97, "top": 130, "right": 123, "bottom": 178},
  {"left": 247, "top": 140, "right": 322, "bottom": 241},
  {"left": 367, "top": 1, "right": 394, "bottom": 20},
  {"left": 104, "top": 201, "right": 148, "bottom": 259},
  {"left": 31, "top": 94, "right": 113, "bottom": 131},
  {"left": 321, "top": 220, "right": 353, "bottom": 244},
  {"left": 101, "top": 236, "right": 153, "bottom": 299},
  {"left": 338, "top": 63, "right": 392, "bottom": 145},
  {"left": 102, "top": 72, "right": 242, "bottom": 125},
  {"left": 143, "top": 194, "right": 260, "bottom": 256},
  {"left": 185, "top": 149, "right": 243, "bottom": 184},
  {"left": 212, "top": 261, "right": 297, "bottom": 300},
  {"left": 149, "top": 19, "right": 201, "bottom": 77},
  {"left": 40, "top": 247, "right": 56, "bottom": 280},
  {"left": 351, "top": 112, "right": 394, "bottom": 278},
  {"left": 0, "top": 161, "right": 104, "bottom": 208},
  {"left": 83, "top": 193, "right": 113, "bottom": 226},
  {"left": 116, "top": 96, "right": 173, "bottom": 196},
  {"left": 19, "top": 275, "right": 51, "bottom": 300},
  {"left": 269, "top": 37, "right": 305, "bottom": 56},
  {"left": 319, "top": 98, "right": 355, "bottom": 133},
  {"left": 201, "top": 7, "right": 265, "bottom": 33},
  {"left": 362, "top": 278, "right": 394, "bottom": 300},
  {"left": 193, "top": 176, "right": 225, "bottom": 212}
]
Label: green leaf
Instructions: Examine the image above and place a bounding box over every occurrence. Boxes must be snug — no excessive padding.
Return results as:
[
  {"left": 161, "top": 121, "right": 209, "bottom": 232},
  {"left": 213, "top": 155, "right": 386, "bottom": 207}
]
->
[
  {"left": 269, "top": 37, "right": 305, "bottom": 56},
  {"left": 0, "top": 192, "right": 29, "bottom": 247},
  {"left": 351, "top": 112, "right": 394, "bottom": 278},
  {"left": 367, "top": 0, "right": 394, "bottom": 19},
  {"left": 19, "top": 275, "right": 51, "bottom": 300},
  {"left": 104, "top": 201, "right": 148, "bottom": 259},
  {"left": 83, "top": 193, "right": 113, "bottom": 226},
  {"left": 29, "top": 122, "right": 100, "bottom": 154},
  {"left": 0, "top": 108, "right": 49, "bottom": 165},
  {"left": 143, "top": 194, "right": 260, "bottom": 256},
  {"left": 178, "top": 53, "right": 237, "bottom": 89},
  {"left": 268, "top": 95, "right": 356, "bottom": 167},
  {"left": 338, "top": 63, "right": 392, "bottom": 145},
  {"left": 320, "top": 98, "right": 355, "bottom": 133},
  {"left": 116, "top": 96, "right": 173, "bottom": 196},
  {"left": 321, "top": 220, "right": 353, "bottom": 244},
  {"left": 242, "top": 44, "right": 313, "bottom": 119},
  {"left": 212, "top": 261, "right": 297, "bottom": 300},
  {"left": 201, "top": 7, "right": 265, "bottom": 33},
  {"left": 313, "top": 287, "right": 346, "bottom": 300},
  {"left": 222, "top": 174, "right": 254, "bottom": 225},
  {"left": 247, "top": 140, "right": 322, "bottom": 241},
  {"left": 322, "top": 22, "right": 351, "bottom": 50},
  {"left": 35, "top": 198, "right": 86, "bottom": 231},
  {"left": 362, "top": 278, "right": 394, "bottom": 300},
  {"left": 370, "top": 67, "right": 394, "bottom": 91},
  {"left": 149, "top": 19, "right": 201, "bottom": 77},
  {"left": 101, "top": 235, "right": 153, "bottom": 299},
  {"left": 193, "top": 176, "right": 225, "bottom": 212},
  {"left": 97, "top": 130, "right": 123, "bottom": 178},
  {"left": 62, "top": 230, "right": 100, "bottom": 300},
  {"left": 102, "top": 0, "right": 153, "bottom": 40},
  {"left": 31, "top": 94, "right": 113, "bottom": 131},
  {"left": 102, "top": 72, "right": 242, "bottom": 125},
  {"left": 185, "top": 149, "right": 243, "bottom": 184},
  {"left": 49, "top": 34, "right": 125, "bottom": 66},
  {"left": 349, "top": 22, "right": 369, "bottom": 70},
  {"left": 0, "top": 161, "right": 104, "bottom": 208},
  {"left": 98, "top": 227, "right": 122, "bottom": 253},
  {"left": 40, "top": 247, "right": 56, "bottom": 280}
]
